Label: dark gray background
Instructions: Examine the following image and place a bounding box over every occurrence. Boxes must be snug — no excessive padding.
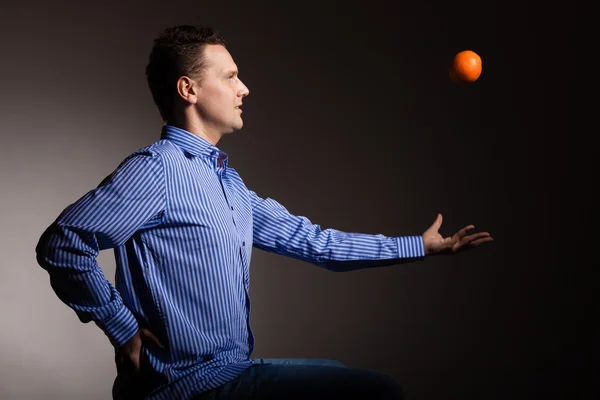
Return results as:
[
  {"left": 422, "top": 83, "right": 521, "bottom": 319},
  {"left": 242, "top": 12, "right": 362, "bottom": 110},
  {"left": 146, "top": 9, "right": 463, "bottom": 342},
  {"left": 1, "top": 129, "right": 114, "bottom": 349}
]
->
[{"left": 1, "top": 0, "right": 584, "bottom": 399}]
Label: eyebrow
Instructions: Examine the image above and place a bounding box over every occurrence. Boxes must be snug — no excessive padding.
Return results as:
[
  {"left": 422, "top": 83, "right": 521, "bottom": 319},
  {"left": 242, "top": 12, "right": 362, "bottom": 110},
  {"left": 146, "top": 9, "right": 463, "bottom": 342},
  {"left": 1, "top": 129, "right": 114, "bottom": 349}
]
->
[{"left": 223, "top": 69, "right": 238, "bottom": 76}]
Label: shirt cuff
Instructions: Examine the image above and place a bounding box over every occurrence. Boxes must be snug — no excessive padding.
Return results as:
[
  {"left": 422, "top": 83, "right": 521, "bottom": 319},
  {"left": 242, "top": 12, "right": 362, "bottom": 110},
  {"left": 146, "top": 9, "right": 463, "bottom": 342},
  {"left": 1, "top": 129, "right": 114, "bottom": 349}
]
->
[
  {"left": 396, "top": 236, "right": 425, "bottom": 259},
  {"left": 95, "top": 304, "right": 139, "bottom": 347}
]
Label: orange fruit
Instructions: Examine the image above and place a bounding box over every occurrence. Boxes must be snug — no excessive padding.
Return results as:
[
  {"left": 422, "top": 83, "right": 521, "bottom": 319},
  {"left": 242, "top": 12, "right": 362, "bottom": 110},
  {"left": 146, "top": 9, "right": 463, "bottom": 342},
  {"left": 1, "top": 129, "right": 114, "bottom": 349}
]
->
[{"left": 449, "top": 50, "right": 482, "bottom": 83}]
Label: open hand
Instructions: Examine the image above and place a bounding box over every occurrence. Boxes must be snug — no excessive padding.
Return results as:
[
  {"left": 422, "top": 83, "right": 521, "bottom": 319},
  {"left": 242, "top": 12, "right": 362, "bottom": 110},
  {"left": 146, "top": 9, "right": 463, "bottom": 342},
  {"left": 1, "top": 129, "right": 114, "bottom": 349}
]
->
[{"left": 422, "top": 213, "right": 493, "bottom": 256}]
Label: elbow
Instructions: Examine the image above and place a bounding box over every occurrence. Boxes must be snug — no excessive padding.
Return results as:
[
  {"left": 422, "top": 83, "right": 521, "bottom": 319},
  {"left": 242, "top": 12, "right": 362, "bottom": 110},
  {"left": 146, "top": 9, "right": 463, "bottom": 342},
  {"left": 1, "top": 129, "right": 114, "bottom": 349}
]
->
[
  {"left": 315, "top": 259, "right": 363, "bottom": 272},
  {"left": 35, "top": 222, "right": 57, "bottom": 270},
  {"left": 35, "top": 221, "right": 99, "bottom": 272}
]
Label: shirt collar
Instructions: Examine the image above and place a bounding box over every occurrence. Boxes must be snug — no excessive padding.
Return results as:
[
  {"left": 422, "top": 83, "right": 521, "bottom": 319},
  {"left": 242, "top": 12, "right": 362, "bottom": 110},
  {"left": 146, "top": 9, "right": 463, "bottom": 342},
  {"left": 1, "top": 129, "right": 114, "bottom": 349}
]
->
[{"left": 160, "top": 125, "right": 226, "bottom": 161}]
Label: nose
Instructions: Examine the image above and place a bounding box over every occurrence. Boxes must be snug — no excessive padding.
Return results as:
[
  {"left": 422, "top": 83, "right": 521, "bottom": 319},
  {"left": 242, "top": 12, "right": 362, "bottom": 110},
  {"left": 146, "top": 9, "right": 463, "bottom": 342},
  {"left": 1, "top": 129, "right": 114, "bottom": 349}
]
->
[{"left": 238, "top": 80, "right": 249, "bottom": 97}]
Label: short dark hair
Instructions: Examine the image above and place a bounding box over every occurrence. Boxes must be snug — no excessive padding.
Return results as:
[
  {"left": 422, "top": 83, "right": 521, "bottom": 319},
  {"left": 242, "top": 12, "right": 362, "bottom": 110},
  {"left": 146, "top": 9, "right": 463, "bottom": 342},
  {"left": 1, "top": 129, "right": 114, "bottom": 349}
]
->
[{"left": 145, "top": 25, "right": 227, "bottom": 121}]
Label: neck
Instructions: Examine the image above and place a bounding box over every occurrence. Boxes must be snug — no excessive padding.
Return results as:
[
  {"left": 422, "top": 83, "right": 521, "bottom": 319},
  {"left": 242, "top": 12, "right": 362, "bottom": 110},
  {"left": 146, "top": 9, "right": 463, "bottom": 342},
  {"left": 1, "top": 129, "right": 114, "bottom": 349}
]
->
[{"left": 168, "top": 115, "right": 222, "bottom": 146}]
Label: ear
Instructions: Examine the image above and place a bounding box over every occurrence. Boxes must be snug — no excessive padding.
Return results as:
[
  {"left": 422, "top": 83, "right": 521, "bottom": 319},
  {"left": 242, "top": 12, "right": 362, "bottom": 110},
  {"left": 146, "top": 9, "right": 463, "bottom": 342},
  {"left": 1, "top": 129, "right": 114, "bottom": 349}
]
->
[{"left": 176, "top": 76, "right": 198, "bottom": 105}]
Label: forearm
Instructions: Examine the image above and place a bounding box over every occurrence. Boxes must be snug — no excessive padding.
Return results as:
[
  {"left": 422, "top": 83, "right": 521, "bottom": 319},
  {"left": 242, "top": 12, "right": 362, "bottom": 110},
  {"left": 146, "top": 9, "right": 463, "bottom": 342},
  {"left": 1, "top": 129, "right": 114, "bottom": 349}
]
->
[
  {"left": 255, "top": 226, "right": 424, "bottom": 271},
  {"left": 251, "top": 195, "right": 425, "bottom": 271},
  {"left": 36, "top": 222, "right": 138, "bottom": 346}
]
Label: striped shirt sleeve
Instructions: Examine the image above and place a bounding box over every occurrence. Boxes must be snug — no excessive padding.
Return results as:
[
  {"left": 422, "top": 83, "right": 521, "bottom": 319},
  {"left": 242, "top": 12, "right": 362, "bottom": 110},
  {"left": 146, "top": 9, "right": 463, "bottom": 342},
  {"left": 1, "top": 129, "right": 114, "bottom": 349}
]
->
[
  {"left": 248, "top": 190, "right": 424, "bottom": 271},
  {"left": 35, "top": 150, "right": 166, "bottom": 347}
]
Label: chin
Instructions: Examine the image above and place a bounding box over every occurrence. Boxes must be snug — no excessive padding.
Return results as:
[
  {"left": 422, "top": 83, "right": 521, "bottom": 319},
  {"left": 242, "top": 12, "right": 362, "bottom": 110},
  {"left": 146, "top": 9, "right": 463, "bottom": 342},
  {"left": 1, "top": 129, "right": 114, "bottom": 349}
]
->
[
  {"left": 222, "top": 125, "right": 242, "bottom": 136},
  {"left": 232, "top": 120, "right": 244, "bottom": 131},
  {"left": 222, "top": 116, "right": 244, "bottom": 133}
]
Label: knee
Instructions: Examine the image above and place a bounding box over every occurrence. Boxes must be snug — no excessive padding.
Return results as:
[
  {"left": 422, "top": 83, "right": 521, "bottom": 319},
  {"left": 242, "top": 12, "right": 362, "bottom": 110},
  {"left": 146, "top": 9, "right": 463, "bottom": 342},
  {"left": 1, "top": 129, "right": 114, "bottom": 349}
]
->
[
  {"left": 355, "top": 370, "right": 404, "bottom": 400},
  {"left": 380, "top": 375, "right": 404, "bottom": 400},
  {"left": 319, "top": 359, "right": 347, "bottom": 368}
]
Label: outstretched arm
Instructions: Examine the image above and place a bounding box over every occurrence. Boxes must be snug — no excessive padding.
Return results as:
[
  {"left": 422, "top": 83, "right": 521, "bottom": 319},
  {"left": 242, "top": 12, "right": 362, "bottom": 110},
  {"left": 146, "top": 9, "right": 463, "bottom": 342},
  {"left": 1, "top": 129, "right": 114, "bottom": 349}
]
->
[
  {"left": 247, "top": 190, "right": 425, "bottom": 271},
  {"left": 247, "top": 192, "right": 493, "bottom": 271}
]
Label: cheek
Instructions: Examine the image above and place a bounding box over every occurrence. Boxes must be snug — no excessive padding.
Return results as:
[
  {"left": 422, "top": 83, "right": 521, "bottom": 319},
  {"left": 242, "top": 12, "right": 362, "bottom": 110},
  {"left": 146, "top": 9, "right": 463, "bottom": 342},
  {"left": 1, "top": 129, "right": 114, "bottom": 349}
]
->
[
  {"left": 215, "top": 88, "right": 235, "bottom": 106},
  {"left": 200, "top": 85, "right": 235, "bottom": 115}
]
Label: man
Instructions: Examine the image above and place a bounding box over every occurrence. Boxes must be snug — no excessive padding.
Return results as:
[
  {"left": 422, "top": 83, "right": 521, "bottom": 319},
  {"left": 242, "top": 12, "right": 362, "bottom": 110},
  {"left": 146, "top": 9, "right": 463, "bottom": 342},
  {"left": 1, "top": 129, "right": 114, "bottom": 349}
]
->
[{"left": 35, "top": 25, "right": 493, "bottom": 400}]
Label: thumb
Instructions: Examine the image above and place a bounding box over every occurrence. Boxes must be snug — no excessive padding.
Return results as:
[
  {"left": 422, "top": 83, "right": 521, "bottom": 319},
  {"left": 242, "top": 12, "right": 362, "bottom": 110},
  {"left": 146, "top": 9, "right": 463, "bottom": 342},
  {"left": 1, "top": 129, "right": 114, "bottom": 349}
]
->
[
  {"left": 432, "top": 213, "right": 443, "bottom": 231},
  {"left": 140, "top": 328, "right": 165, "bottom": 348}
]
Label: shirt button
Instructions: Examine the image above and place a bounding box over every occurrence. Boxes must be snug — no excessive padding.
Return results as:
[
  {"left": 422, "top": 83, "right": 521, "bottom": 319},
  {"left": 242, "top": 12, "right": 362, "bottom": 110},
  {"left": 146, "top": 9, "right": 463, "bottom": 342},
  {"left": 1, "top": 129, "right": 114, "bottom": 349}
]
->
[
  {"left": 242, "top": 241, "right": 246, "bottom": 246},
  {"left": 231, "top": 206, "right": 234, "bottom": 210}
]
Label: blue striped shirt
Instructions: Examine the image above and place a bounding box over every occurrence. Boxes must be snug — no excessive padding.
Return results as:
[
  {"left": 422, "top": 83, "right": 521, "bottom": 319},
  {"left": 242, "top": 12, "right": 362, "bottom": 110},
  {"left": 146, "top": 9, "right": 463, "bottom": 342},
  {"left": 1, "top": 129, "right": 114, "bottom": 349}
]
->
[{"left": 35, "top": 125, "right": 425, "bottom": 399}]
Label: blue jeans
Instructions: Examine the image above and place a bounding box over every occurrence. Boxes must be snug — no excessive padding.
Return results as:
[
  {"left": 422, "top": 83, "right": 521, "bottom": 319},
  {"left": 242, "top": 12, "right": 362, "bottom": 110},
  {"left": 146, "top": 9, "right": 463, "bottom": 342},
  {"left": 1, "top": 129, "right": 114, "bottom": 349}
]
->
[{"left": 192, "top": 358, "right": 403, "bottom": 399}]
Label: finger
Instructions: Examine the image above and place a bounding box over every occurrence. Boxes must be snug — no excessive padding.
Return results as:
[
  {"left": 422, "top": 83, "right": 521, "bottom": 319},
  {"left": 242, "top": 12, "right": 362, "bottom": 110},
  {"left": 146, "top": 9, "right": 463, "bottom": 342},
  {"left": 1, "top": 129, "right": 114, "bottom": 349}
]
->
[
  {"left": 459, "top": 232, "right": 491, "bottom": 246},
  {"left": 431, "top": 213, "right": 443, "bottom": 231},
  {"left": 140, "top": 328, "right": 165, "bottom": 348},
  {"left": 456, "top": 225, "right": 476, "bottom": 239},
  {"left": 117, "top": 348, "right": 141, "bottom": 372},
  {"left": 463, "top": 231, "right": 490, "bottom": 240},
  {"left": 454, "top": 234, "right": 493, "bottom": 252},
  {"left": 131, "top": 356, "right": 140, "bottom": 371},
  {"left": 468, "top": 236, "right": 494, "bottom": 247}
]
